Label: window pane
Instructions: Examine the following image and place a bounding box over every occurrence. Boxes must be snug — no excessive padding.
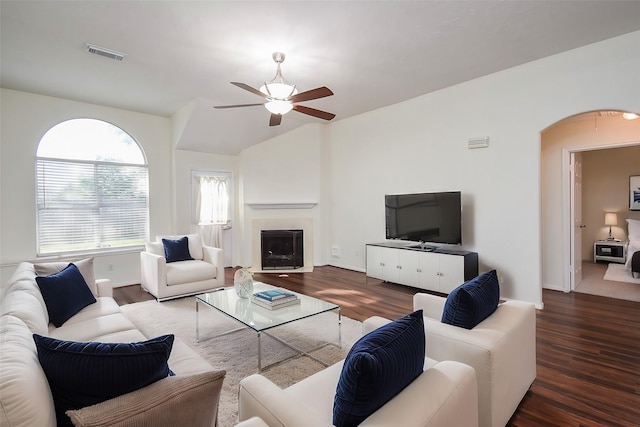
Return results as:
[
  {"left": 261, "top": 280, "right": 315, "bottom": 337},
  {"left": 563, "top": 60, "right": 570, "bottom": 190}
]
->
[
  {"left": 37, "top": 119, "right": 145, "bottom": 164},
  {"left": 36, "top": 119, "right": 148, "bottom": 255}
]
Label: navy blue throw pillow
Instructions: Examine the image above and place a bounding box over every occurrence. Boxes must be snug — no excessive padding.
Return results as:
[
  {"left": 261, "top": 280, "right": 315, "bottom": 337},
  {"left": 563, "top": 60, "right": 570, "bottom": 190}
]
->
[
  {"left": 441, "top": 269, "right": 500, "bottom": 329},
  {"left": 162, "top": 236, "right": 193, "bottom": 263},
  {"left": 333, "top": 310, "right": 425, "bottom": 427},
  {"left": 33, "top": 334, "right": 174, "bottom": 427},
  {"left": 35, "top": 263, "right": 97, "bottom": 327}
]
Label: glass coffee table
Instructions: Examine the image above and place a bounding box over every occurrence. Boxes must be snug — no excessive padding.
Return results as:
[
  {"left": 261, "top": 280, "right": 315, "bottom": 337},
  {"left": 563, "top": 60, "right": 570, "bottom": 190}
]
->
[{"left": 196, "top": 282, "right": 341, "bottom": 372}]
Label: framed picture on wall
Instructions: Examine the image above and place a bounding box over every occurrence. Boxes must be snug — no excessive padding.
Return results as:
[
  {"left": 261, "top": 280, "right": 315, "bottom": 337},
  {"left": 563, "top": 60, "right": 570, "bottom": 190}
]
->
[{"left": 631, "top": 175, "right": 640, "bottom": 211}]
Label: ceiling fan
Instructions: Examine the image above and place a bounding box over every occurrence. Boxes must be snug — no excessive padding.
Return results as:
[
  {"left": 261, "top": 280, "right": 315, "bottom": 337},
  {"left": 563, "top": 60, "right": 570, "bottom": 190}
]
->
[{"left": 214, "top": 52, "right": 336, "bottom": 127}]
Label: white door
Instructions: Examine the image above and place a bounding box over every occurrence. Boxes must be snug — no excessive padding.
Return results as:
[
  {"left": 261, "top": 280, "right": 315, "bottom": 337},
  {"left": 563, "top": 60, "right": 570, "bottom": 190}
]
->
[{"left": 570, "top": 152, "right": 584, "bottom": 290}]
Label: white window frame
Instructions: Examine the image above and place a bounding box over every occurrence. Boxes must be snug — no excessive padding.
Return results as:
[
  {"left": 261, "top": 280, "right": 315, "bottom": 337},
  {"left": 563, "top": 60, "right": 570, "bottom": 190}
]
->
[{"left": 35, "top": 119, "right": 149, "bottom": 256}]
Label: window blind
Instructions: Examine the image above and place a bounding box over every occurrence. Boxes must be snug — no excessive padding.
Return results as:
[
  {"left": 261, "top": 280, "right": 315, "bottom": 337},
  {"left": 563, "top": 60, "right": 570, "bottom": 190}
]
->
[{"left": 36, "top": 158, "right": 148, "bottom": 254}]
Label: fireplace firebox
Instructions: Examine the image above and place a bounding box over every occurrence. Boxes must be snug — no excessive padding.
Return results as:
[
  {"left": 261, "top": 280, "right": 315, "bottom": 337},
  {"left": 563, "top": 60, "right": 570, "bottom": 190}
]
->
[{"left": 261, "top": 229, "right": 303, "bottom": 270}]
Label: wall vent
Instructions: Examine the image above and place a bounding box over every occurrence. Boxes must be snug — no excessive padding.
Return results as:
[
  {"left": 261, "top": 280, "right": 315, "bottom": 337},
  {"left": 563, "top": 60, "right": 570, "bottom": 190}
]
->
[
  {"left": 468, "top": 136, "right": 489, "bottom": 149},
  {"left": 86, "top": 43, "right": 126, "bottom": 61}
]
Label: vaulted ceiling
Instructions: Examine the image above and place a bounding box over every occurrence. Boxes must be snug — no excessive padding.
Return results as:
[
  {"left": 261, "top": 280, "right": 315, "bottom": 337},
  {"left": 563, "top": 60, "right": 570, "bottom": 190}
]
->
[{"left": 2, "top": 1, "right": 640, "bottom": 155}]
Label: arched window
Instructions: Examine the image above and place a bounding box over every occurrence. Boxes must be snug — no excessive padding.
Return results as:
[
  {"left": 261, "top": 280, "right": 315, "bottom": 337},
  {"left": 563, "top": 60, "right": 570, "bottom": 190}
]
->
[{"left": 36, "top": 119, "right": 149, "bottom": 255}]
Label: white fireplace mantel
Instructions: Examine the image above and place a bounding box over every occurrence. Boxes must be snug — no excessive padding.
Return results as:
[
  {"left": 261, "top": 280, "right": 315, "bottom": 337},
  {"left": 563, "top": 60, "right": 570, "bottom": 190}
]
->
[{"left": 246, "top": 202, "right": 317, "bottom": 210}]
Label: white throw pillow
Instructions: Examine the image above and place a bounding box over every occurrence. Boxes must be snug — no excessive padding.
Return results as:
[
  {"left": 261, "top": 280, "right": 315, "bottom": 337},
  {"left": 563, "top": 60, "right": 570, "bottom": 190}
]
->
[
  {"left": 0, "top": 315, "right": 56, "bottom": 427},
  {"left": 34, "top": 257, "right": 97, "bottom": 297},
  {"left": 627, "top": 218, "right": 640, "bottom": 242},
  {"left": 145, "top": 241, "right": 164, "bottom": 257}
]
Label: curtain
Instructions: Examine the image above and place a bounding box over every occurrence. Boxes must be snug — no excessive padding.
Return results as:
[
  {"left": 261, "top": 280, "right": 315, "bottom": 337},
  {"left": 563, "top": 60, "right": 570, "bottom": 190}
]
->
[
  {"left": 193, "top": 175, "right": 229, "bottom": 248},
  {"left": 191, "top": 223, "right": 223, "bottom": 248},
  {"left": 194, "top": 176, "right": 229, "bottom": 225}
]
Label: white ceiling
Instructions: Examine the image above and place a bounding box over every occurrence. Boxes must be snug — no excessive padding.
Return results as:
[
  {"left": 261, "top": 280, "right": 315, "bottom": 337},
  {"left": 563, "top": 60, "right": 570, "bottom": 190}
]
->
[{"left": 2, "top": 1, "right": 640, "bottom": 155}]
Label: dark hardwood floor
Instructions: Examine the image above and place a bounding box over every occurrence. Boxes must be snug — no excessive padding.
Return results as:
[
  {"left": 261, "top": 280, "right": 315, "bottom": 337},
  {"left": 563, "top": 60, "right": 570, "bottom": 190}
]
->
[{"left": 114, "top": 266, "right": 640, "bottom": 427}]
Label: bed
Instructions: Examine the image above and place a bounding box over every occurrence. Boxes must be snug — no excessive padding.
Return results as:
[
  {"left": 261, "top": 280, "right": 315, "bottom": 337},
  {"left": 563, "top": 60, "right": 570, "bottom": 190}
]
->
[{"left": 625, "top": 218, "right": 640, "bottom": 278}]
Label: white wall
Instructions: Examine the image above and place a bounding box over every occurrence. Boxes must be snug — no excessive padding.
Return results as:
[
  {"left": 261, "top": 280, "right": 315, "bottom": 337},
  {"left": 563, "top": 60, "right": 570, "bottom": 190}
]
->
[
  {"left": 0, "top": 89, "right": 173, "bottom": 285},
  {"left": 237, "top": 124, "right": 331, "bottom": 268},
  {"left": 262, "top": 30, "right": 639, "bottom": 306},
  {"left": 350, "top": 32, "right": 638, "bottom": 305}
]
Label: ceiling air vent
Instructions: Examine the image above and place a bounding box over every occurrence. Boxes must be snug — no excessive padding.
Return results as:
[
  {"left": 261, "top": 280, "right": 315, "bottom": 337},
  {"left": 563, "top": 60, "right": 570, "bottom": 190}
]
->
[{"left": 86, "top": 43, "right": 126, "bottom": 61}]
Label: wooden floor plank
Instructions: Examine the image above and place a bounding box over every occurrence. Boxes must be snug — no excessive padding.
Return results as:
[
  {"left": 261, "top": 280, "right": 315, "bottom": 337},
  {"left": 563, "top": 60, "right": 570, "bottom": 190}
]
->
[{"left": 114, "top": 265, "right": 640, "bottom": 426}]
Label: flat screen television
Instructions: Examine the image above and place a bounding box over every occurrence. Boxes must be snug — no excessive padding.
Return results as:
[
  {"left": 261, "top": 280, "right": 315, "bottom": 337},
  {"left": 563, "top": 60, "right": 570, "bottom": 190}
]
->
[{"left": 385, "top": 191, "right": 462, "bottom": 245}]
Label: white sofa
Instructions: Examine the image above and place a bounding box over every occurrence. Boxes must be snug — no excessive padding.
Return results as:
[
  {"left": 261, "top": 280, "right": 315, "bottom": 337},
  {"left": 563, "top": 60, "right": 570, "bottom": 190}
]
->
[
  {"left": 0, "top": 260, "right": 225, "bottom": 427},
  {"left": 364, "top": 294, "right": 536, "bottom": 427},
  {"left": 141, "top": 233, "right": 224, "bottom": 301},
  {"left": 238, "top": 357, "right": 478, "bottom": 427},
  {"left": 236, "top": 417, "right": 269, "bottom": 427}
]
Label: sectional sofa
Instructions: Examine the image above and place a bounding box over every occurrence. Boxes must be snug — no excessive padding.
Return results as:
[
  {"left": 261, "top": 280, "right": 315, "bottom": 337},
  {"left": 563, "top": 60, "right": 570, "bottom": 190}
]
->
[{"left": 0, "top": 260, "right": 225, "bottom": 427}]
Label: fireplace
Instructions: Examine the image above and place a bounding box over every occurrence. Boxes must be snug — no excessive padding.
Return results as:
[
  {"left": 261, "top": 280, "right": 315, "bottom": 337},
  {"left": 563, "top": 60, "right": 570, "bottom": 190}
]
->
[{"left": 261, "top": 229, "right": 304, "bottom": 270}]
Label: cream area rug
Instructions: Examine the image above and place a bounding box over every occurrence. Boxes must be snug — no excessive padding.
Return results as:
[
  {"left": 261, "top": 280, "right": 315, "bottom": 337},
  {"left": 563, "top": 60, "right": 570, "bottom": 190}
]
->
[
  {"left": 575, "top": 263, "right": 640, "bottom": 302},
  {"left": 603, "top": 263, "right": 640, "bottom": 285},
  {"left": 121, "top": 297, "right": 363, "bottom": 427}
]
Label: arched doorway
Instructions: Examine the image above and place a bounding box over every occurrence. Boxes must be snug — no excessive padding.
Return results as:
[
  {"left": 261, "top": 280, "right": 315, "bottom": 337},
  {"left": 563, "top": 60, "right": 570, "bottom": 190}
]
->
[{"left": 541, "top": 110, "right": 640, "bottom": 301}]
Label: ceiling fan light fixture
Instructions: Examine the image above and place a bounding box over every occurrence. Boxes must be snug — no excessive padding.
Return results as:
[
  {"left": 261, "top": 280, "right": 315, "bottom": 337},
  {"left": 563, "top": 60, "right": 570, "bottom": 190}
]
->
[
  {"left": 258, "top": 52, "right": 298, "bottom": 100},
  {"left": 623, "top": 112, "right": 639, "bottom": 120},
  {"left": 259, "top": 82, "right": 298, "bottom": 99},
  {"left": 215, "top": 52, "right": 335, "bottom": 126},
  {"left": 265, "top": 100, "right": 293, "bottom": 115}
]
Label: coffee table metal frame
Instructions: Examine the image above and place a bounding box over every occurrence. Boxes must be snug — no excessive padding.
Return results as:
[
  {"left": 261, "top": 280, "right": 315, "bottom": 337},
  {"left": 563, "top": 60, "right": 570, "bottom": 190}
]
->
[{"left": 196, "top": 282, "right": 341, "bottom": 372}]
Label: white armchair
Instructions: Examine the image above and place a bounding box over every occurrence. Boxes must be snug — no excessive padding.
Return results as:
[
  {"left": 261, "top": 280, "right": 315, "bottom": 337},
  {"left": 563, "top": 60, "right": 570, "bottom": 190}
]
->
[
  {"left": 238, "top": 359, "right": 478, "bottom": 427},
  {"left": 140, "top": 234, "right": 224, "bottom": 301},
  {"left": 364, "top": 294, "right": 536, "bottom": 427}
]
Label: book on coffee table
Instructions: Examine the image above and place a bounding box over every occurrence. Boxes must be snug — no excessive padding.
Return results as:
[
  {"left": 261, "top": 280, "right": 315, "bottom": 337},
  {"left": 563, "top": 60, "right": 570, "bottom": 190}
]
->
[
  {"left": 253, "top": 289, "right": 296, "bottom": 301},
  {"left": 251, "top": 296, "right": 301, "bottom": 310}
]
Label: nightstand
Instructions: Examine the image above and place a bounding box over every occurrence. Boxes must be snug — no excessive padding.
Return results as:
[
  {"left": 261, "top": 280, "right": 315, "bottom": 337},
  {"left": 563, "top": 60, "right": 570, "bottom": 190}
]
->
[{"left": 593, "top": 240, "right": 627, "bottom": 263}]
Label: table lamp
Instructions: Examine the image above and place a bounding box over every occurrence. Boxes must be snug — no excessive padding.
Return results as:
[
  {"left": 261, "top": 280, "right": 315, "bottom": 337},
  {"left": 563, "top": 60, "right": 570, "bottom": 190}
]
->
[{"left": 604, "top": 212, "right": 618, "bottom": 241}]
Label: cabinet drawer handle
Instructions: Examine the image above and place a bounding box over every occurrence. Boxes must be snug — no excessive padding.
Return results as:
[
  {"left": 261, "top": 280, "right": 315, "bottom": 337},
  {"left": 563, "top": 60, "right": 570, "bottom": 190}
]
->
[{"left": 397, "top": 265, "right": 402, "bottom": 269}]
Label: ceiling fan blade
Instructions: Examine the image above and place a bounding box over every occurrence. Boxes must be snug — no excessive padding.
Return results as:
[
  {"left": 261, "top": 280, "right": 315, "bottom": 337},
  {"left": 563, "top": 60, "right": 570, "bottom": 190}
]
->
[
  {"left": 214, "top": 103, "right": 264, "bottom": 109},
  {"left": 292, "top": 104, "right": 336, "bottom": 121},
  {"left": 269, "top": 114, "right": 282, "bottom": 127},
  {"left": 288, "top": 86, "right": 333, "bottom": 103},
  {"left": 230, "top": 82, "right": 268, "bottom": 98}
]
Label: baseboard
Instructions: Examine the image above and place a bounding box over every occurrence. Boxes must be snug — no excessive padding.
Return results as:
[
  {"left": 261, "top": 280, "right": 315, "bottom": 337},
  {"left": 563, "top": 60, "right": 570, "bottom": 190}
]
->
[
  {"left": 328, "top": 262, "right": 365, "bottom": 273},
  {"left": 249, "top": 266, "right": 314, "bottom": 274},
  {"left": 112, "top": 282, "right": 137, "bottom": 288}
]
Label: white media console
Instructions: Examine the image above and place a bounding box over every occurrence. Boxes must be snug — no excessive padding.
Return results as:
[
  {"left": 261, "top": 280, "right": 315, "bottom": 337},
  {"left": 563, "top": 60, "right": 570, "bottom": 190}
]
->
[{"left": 365, "top": 242, "right": 479, "bottom": 293}]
